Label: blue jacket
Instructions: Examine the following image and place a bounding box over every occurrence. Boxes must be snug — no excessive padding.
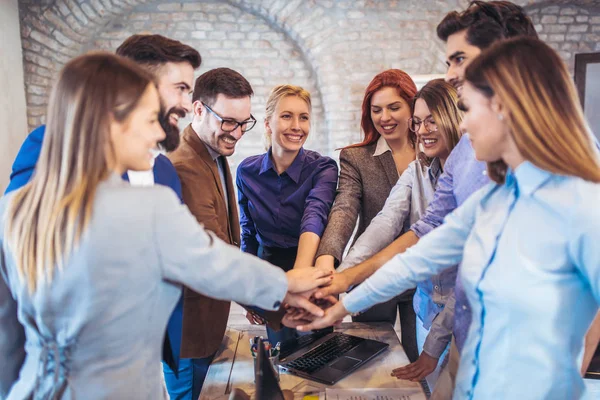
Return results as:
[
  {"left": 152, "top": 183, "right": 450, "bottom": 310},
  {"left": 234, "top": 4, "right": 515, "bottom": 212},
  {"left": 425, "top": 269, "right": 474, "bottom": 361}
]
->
[{"left": 4, "top": 125, "right": 184, "bottom": 373}]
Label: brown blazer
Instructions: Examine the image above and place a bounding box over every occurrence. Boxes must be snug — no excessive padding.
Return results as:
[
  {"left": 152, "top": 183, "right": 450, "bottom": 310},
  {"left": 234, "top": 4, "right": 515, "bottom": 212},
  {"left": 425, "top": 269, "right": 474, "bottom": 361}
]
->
[
  {"left": 316, "top": 141, "right": 402, "bottom": 264},
  {"left": 168, "top": 124, "right": 240, "bottom": 358}
]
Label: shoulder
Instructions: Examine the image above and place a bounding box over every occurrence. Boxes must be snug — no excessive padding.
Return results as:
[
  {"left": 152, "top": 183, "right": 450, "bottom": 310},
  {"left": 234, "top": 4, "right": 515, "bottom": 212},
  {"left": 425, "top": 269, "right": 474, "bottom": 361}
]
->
[
  {"left": 237, "top": 153, "right": 265, "bottom": 174},
  {"left": 560, "top": 177, "right": 600, "bottom": 225},
  {"left": 339, "top": 144, "right": 374, "bottom": 164},
  {"left": 96, "top": 178, "right": 180, "bottom": 216},
  {"left": 154, "top": 154, "right": 176, "bottom": 174},
  {"left": 303, "top": 150, "right": 338, "bottom": 170}
]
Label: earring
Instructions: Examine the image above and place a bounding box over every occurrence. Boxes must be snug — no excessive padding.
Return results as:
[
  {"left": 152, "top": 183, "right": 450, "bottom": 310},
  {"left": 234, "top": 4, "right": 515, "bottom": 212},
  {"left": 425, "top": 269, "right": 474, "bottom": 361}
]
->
[{"left": 497, "top": 114, "right": 504, "bottom": 121}]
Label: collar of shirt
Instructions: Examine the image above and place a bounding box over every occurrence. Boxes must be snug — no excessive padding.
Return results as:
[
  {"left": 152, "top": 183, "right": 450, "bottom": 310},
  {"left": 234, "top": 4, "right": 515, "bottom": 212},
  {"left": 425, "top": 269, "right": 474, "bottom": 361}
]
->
[
  {"left": 506, "top": 161, "right": 554, "bottom": 198},
  {"left": 428, "top": 157, "right": 442, "bottom": 182},
  {"left": 259, "top": 147, "right": 306, "bottom": 183},
  {"left": 373, "top": 135, "right": 391, "bottom": 157}
]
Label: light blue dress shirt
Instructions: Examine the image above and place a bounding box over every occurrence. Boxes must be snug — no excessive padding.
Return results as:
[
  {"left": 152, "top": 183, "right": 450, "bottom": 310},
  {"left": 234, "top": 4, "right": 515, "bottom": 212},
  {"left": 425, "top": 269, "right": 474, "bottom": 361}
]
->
[{"left": 343, "top": 161, "right": 600, "bottom": 399}]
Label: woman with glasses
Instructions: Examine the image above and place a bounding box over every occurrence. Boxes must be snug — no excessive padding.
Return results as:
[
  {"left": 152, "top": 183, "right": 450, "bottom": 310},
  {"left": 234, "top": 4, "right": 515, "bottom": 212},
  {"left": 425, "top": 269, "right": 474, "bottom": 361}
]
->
[
  {"left": 299, "top": 37, "right": 600, "bottom": 400},
  {"left": 236, "top": 85, "right": 338, "bottom": 343},
  {"left": 313, "top": 69, "right": 421, "bottom": 362},
  {"left": 336, "top": 79, "right": 463, "bottom": 387}
]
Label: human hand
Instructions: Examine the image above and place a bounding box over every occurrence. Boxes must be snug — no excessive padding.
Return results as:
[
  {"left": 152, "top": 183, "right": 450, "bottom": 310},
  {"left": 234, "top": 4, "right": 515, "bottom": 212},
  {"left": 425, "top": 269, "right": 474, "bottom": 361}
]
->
[
  {"left": 245, "top": 310, "right": 266, "bottom": 325},
  {"left": 296, "top": 301, "right": 349, "bottom": 331},
  {"left": 313, "top": 271, "right": 351, "bottom": 299},
  {"left": 282, "top": 295, "right": 339, "bottom": 328},
  {"left": 282, "top": 292, "right": 326, "bottom": 319},
  {"left": 286, "top": 266, "right": 333, "bottom": 293},
  {"left": 390, "top": 352, "right": 438, "bottom": 381}
]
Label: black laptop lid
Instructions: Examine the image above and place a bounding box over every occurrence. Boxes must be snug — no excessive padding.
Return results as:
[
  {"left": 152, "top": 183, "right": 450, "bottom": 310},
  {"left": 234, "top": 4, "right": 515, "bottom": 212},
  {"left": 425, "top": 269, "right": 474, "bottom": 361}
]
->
[{"left": 255, "top": 338, "right": 285, "bottom": 399}]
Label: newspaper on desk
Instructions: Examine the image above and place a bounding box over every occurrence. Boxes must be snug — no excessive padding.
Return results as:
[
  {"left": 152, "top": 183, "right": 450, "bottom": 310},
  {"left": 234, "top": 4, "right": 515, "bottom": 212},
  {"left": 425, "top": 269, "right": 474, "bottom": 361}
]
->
[{"left": 324, "top": 387, "right": 427, "bottom": 400}]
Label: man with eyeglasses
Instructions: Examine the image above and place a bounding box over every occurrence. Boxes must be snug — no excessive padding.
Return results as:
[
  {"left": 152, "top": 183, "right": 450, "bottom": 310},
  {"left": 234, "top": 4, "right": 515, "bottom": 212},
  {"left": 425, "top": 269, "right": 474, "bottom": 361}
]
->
[{"left": 167, "top": 67, "right": 256, "bottom": 398}]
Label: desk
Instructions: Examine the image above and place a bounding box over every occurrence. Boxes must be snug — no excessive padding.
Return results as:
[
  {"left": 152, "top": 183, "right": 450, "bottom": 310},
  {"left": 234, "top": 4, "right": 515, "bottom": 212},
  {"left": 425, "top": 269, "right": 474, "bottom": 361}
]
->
[{"left": 200, "top": 322, "right": 426, "bottom": 400}]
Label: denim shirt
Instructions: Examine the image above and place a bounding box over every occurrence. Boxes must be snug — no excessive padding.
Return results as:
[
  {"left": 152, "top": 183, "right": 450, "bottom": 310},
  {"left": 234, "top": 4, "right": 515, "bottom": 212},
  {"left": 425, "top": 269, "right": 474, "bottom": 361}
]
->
[
  {"left": 343, "top": 161, "right": 600, "bottom": 400},
  {"left": 339, "top": 157, "right": 456, "bottom": 358}
]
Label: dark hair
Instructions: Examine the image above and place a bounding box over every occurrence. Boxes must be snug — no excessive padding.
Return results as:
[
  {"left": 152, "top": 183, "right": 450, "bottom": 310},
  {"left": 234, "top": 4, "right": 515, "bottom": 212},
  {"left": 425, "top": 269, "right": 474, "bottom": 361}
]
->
[
  {"left": 347, "top": 69, "right": 417, "bottom": 149},
  {"left": 437, "top": 1, "right": 537, "bottom": 49},
  {"left": 192, "top": 67, "right": 253, "bottom": 105},
  {"left": 464, "top": 37, "right": 600, "bottom": 184},
  {"left": 116, "top": 34, "right": 201, "bottom": 70}
]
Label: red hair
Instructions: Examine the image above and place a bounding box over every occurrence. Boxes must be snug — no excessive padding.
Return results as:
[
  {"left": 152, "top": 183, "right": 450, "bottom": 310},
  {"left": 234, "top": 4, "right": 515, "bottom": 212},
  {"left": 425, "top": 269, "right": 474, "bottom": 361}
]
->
[{"left": 347, "top": 69, "right": 417, "bottom": 149}]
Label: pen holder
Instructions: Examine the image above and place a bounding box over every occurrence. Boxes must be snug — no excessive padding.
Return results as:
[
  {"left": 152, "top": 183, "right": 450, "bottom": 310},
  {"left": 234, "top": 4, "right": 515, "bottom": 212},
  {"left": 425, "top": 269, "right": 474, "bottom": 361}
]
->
[{"left": 253, "top": 354, "right": 280, "bottom": 382}]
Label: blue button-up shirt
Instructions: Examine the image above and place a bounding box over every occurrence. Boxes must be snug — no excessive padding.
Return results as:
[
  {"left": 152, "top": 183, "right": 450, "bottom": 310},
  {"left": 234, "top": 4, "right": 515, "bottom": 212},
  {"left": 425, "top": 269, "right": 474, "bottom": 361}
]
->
[
  {"left": 344, "top": 161, "right": 600, "bottom": 399},
  {"left": 410, "top": 135, "right": 489, "bottom": 351},
  {"left": 236, "top": 148, "right": 338, "bottom": 255}
]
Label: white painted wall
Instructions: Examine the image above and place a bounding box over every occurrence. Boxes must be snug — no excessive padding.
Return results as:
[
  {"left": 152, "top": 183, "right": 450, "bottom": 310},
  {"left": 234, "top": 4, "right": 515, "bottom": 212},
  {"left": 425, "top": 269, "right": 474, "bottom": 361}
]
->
[{"left": 0, "top": 0, "right": 28, "bottom": 193}]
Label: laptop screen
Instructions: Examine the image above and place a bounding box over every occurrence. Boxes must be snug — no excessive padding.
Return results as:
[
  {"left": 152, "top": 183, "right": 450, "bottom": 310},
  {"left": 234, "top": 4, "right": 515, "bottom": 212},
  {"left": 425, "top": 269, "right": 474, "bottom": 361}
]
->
[{"left": 255, "top": 338, "right": 285, "bottom": 400}]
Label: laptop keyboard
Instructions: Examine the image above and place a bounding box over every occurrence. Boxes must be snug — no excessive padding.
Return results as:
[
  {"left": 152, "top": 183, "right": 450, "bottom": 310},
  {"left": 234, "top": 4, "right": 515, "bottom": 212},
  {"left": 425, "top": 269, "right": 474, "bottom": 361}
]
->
[{"left": 284, "top": 334, "right": 365, "bottom": 374}]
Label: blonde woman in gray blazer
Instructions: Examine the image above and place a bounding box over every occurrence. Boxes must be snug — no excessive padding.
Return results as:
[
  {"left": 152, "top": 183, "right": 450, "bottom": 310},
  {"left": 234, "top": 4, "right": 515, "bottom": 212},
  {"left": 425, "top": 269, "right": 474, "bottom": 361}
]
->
[
  {"left": 0, "top": 53, "right": 331, "bottom": 400},
  {"left": 315, "top": 70, "right": 420, "bottom": 362}
]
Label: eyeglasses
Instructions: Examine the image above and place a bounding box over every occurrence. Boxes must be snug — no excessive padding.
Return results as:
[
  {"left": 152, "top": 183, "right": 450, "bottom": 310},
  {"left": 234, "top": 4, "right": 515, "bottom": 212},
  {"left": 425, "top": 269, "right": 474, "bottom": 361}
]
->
[
  {"left": 408, "top": 117, "right": 438, "bottom": 133},
  {"left": 202, "top": 102, "right": 257, "bottom": 133}
]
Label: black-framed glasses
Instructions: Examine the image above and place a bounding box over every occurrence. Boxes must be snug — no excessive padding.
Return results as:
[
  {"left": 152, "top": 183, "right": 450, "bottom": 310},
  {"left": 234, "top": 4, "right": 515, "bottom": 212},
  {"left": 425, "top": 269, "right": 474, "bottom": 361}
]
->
[
  {"left": 408, "top": 117, "right": 438, "bottom": 133},
  {"left": 202, "top": 102, "right": 257, "bottom": 133}
]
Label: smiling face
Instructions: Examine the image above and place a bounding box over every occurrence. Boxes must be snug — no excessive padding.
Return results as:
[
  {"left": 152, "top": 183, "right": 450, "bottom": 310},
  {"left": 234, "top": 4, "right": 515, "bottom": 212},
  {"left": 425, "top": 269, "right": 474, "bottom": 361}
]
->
[
  {"left": 266, "top": 95, "right": 310, "bottom": 154},
  {"left": 155, "top": 61, "right": 195, "bottom": 151},
  {"left": 445, "top": 30, "right": 482, "bottom": 95},
  {"left": 412, "top": 98, "right": 449, "bottom": 161},
  {"left": 110, "top": 84, "right": 165, "bottom": 173},
  {"left": 370, "top": 86, "right": 412, "bottom": 142},
  {"left": 195, "top": 93, "right": 252, "bottom": 157}
]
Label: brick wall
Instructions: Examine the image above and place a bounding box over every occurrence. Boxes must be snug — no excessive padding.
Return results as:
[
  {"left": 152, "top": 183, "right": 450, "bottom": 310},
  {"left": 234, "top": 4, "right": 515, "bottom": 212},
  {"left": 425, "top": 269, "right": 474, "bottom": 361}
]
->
[{"left": 18, "top": 0, "right": 600, "bottom": 168}]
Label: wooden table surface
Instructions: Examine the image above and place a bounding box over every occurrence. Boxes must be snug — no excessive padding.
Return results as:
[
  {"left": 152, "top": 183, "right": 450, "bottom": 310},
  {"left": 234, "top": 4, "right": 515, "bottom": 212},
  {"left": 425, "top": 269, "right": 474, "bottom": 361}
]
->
[{"left": 199, "top": 322, "right": 426, "bottom": 400}]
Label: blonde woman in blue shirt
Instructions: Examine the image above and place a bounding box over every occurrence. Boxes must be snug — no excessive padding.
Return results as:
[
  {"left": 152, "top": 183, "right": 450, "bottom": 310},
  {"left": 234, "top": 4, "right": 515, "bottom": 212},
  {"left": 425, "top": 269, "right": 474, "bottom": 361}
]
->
[
  {"left": 336, "top": 79, "right": 463, "bottom": 387},
  {"left": 299, "top": 37, "right": 600, "bottom": 400}
]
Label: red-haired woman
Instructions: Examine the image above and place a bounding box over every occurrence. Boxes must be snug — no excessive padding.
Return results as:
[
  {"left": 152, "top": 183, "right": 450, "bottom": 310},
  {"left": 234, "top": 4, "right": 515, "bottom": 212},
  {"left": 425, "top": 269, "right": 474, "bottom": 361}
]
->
[{"left": 314, "top": 69, "right": 419, "bottom": 362}]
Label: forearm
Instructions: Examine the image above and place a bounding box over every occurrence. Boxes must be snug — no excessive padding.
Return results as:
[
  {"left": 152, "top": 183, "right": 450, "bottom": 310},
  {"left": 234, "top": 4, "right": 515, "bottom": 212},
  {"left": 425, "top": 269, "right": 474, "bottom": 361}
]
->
[
  {"left": 294, "top": 232, "right": 320, "bottom": 269},
  {"left": 344, "top": 230, "right": 420, "bottom": 287},
  {"left": 315, "top": 254, "right": 336, "bottom": 271}
]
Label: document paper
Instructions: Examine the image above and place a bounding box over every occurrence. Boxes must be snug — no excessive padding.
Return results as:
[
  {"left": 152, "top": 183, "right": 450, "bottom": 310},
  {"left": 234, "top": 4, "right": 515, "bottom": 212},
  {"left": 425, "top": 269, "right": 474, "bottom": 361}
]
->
[{"left": 325, "top": 387, "right": 427, "bottom": 400}]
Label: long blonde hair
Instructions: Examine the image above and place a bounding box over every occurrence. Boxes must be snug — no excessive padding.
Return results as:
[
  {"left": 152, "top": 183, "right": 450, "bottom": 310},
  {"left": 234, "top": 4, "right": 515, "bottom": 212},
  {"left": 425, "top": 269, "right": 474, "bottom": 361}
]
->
[
  {"left": 465, "top": 37, "right": 600, "bottom": 184},
  {"left": 264, "top": 84, "right": 311, "bottom": 149},
  {"left": 6, "top": 52, "right": 156, "bottom": 293}
]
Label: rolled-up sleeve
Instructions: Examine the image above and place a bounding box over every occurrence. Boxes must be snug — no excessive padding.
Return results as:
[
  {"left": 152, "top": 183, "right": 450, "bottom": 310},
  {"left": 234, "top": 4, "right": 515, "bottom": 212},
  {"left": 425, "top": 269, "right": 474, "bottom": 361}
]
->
[
  {"left": 422, "top": 290, "right": 455, "bottom": 358},
  {"left": 154, "top": 187, "right": 288, "bottom": 311},
  {"left": 300, "top": 158, "right": 338, "bottom": 237},
  {"left": 316, "top": 149, "right": 362, "bottom": 263}
]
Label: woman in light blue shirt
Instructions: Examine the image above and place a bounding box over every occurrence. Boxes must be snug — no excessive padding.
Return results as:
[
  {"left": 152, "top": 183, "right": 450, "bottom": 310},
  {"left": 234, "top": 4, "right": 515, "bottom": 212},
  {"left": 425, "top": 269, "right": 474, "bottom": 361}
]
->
[
  {"left": 299, "top": 37, "right": 600, "bottom": 400},
  {"left": 337, "top": 79, "right": 462, "bottom": 384}
]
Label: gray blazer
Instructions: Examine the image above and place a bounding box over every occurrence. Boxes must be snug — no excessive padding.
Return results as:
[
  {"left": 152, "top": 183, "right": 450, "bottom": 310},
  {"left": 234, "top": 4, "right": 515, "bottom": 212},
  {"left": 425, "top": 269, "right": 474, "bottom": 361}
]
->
[
  {"left": 316, "top": 140, "right": 407, "bottom": 264},
  {"left": 0, "top": 174, "right": 287, "bottom": 400}
]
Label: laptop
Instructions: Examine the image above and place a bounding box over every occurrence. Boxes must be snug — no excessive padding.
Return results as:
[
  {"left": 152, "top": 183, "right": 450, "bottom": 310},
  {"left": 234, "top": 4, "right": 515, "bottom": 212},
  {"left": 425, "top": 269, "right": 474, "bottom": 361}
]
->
[
  {"left": 278, "top": 328, "right": 389, "bottom": 385},
  {"left": 255, "top": 337, "right": 286, "bottom": 400}
]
